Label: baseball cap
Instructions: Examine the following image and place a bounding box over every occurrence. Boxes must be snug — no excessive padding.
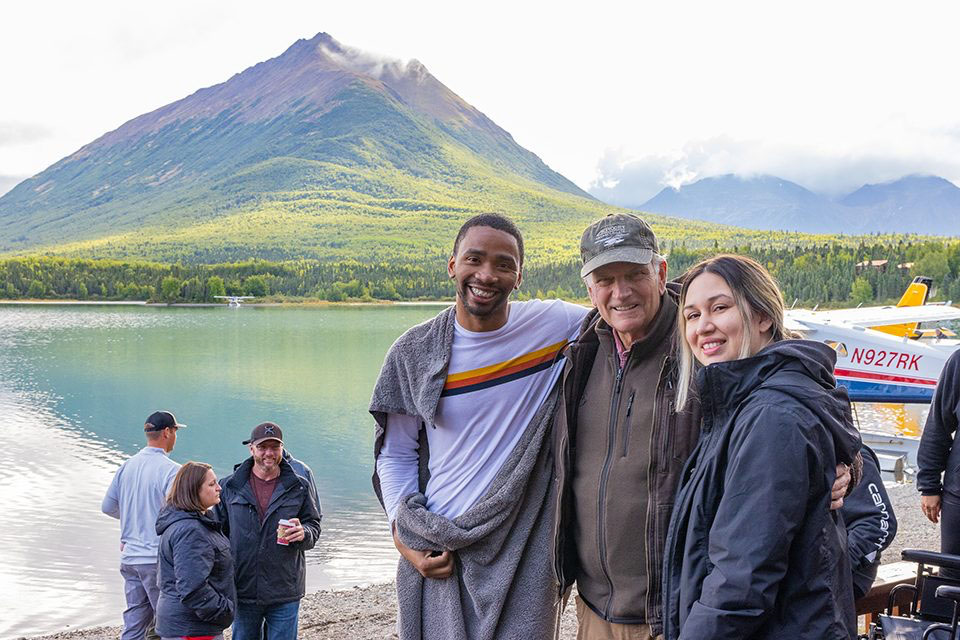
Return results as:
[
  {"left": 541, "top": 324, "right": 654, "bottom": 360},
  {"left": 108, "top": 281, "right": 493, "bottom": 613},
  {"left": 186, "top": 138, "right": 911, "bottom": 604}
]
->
[
  {"left": 144, "top": 410, "right": 186, "bottom": 432},
  {"left": 580, "top": 213, "right": 659, "bottom": 278},
  {"left": 243, "top": 422, "right": 284, "bottom": 446}
]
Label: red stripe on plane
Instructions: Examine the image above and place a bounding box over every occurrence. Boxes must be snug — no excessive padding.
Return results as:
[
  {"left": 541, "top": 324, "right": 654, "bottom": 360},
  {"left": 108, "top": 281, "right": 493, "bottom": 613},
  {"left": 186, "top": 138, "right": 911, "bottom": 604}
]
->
[{"left": 834, "top": 367, "right": 938, "bottom": 387}]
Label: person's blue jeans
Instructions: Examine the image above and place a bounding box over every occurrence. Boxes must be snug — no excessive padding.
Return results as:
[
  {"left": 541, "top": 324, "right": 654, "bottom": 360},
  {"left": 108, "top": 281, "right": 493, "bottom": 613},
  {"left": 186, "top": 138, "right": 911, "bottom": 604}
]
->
[
  {"left": 232, "top": 600, "right": 300, "bottom": 640},
  {"left": 120, "top": 562, "right": 161, "bottom": 640}
]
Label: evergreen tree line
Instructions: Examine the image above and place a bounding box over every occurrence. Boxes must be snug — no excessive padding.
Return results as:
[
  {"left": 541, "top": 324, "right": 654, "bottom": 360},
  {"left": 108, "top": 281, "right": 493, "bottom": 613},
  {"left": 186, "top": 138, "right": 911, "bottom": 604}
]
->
[{"left": 2, "top": 239, "right": 959, "bottom": 305}]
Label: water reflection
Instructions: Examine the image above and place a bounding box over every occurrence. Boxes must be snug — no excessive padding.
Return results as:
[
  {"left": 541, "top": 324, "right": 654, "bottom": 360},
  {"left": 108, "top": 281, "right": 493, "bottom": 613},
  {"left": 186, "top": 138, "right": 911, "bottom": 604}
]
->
[
  {"left": 0, "top": 393, "right": 127, "bottom": 638},
  {"left": 0, "top": 304, "right": 443, "bottom": 639}
]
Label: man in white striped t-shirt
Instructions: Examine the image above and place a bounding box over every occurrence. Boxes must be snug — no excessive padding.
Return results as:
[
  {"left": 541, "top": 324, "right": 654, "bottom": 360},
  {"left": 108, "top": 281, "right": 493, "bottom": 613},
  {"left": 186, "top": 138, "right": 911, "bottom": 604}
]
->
[{"left": 372, "top": 214, "right": 586, "bottom": 638}]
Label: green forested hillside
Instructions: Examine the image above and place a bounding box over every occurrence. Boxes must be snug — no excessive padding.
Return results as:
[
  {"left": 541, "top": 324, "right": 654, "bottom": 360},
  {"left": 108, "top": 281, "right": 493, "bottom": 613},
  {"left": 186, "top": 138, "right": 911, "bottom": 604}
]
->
[{"left": 3, "top": 239, "right": 958, "bottom": 306}]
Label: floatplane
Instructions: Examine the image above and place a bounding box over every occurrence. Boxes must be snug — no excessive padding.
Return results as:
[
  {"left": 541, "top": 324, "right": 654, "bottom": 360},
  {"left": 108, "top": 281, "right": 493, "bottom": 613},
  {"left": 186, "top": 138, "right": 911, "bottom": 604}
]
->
[
  {"left": 213, "top": 295, "right": 255, "bottom": 307},
  {"left": 785, "top": 277, "right": 960, "bottom": 477}
]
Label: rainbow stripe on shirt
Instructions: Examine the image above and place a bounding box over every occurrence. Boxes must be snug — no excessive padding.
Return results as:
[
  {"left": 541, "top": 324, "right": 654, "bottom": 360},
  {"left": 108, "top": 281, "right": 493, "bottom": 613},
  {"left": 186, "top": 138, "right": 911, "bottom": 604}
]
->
[{"left": 440, "top": 339, "right": 569, "bottom": 397}]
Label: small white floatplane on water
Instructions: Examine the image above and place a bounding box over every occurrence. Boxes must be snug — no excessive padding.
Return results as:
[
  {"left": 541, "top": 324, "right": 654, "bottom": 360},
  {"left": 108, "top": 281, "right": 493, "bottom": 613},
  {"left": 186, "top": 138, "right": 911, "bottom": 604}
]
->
[
  {"left": 784, "top": 277, "right": 960, "bottom": 475},
  {"left": 214, "top": 295, "right": 255, "bottom": 307},
  {"left": 785, "top": 277, "right": 959, "bottom": 404}
]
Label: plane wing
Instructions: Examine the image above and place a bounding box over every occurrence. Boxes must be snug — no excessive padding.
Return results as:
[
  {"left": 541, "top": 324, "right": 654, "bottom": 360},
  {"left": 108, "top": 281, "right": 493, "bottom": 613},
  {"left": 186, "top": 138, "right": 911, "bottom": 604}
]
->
[
  {"left": 784, "top": 316, "right": 810, "bottom": 333},
  {"left": 793, "top": 304, "right": 960, "bottom": 328}
]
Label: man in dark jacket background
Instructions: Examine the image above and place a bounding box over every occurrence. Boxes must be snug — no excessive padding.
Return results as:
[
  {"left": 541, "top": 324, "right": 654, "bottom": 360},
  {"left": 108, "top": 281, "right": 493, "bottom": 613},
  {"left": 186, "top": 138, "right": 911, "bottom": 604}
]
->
[
  {"left": 918, "top": 348, "right": 960, "bottom": 577},
  {"left": 215, "top": 422, "right": 322, "bottom": 640}
]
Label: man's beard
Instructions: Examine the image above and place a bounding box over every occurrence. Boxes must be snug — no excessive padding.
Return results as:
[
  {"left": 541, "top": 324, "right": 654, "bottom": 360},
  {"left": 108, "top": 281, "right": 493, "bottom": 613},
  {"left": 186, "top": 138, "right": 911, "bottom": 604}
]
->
[{"left": 255, "top": 456, "right": 278, "bottom": 470}]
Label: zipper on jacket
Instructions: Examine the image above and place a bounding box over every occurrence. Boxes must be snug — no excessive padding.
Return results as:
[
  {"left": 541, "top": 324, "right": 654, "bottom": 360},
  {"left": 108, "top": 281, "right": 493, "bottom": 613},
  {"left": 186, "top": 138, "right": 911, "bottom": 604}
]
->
[
  {"left": 554, "top": 357, "right": 576, "bottom": 595},
  {"left": 645, "top": 356, "right": 669, "bottom": 627},
  {"left": 654, "top": 358, "right": 670, "bottom": 464},
  {"left": 597, "top": 363, "right": 624, "bottom": 617},
  {"left": 620, "top": 391, "right": 636, "bottom": 457},
  {"left": 554, "top": 427, "right": 571, "bottom": 594}
]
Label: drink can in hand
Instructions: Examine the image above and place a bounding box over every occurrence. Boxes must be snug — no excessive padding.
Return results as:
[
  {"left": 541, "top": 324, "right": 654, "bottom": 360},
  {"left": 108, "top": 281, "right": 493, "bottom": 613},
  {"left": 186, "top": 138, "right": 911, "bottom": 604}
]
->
[{"left": 277, "top": 518, "right": 293, "bottom": 545}]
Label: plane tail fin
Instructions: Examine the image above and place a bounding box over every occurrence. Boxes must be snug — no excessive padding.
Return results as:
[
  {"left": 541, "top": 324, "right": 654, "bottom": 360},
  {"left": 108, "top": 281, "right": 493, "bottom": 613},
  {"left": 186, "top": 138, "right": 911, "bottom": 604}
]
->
[
  {"left": 896, "top": 276, "right": 932, "bottom": 307},
  {"left": 872, "top": 276, "right": 934, "bottom": 338}
]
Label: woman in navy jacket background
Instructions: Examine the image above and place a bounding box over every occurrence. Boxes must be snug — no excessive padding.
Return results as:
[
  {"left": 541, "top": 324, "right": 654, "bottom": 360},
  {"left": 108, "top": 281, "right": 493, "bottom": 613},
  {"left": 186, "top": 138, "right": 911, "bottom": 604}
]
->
[{"left": 155, "top": 461, "right": 236, "bottom": 640}]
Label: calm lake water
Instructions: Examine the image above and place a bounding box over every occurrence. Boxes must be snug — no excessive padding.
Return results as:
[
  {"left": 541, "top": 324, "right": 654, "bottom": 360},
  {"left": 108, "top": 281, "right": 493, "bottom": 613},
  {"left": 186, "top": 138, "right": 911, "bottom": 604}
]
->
[
  {"left": 0, "top": 303, "right": 925, "bottom": 639},
  {"left": 0, "top": 303, "right": 443, "bottom": 639}
]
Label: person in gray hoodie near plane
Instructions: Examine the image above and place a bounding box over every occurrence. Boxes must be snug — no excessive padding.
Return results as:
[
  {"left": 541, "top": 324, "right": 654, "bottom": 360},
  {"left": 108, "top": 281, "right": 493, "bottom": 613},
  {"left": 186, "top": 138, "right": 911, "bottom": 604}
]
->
[{"left": 918, "top": 348, "right": 960, "bottom": 577}]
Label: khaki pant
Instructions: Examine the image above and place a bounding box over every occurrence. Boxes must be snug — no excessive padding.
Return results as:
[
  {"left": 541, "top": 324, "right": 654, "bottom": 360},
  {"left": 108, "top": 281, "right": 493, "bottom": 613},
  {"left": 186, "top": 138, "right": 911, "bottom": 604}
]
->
[{"left": 575, "top": 596, "right": 662, "bottom": 640}]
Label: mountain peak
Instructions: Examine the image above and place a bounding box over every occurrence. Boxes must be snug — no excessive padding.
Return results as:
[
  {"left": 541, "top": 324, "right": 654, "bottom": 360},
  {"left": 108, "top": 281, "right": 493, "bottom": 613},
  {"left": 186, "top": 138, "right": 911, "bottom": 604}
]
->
[
  {"left": 0, "top": 32, "right": 590, "bottom": 257},
  {"left": 636, "top": 171, "right": 960, "bottom": 234},
  {"left": 640, "top": 173, "right": 838, "bottom": 232},
  {"left": 275, "top": 31, "right": 434, "bottom": 85}
]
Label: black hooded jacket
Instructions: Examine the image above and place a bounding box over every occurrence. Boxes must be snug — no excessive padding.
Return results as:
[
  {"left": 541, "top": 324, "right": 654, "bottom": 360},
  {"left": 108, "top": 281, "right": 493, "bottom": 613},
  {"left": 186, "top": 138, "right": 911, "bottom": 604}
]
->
[
  {"left": 662, "top": 340, "right": 862, "bottom": 640},
  {"left": 214, "top": 457, "right": 322, "bottom": 606},
  {"left": 155, "top": 505, "right": 236, "bottom": 637}
]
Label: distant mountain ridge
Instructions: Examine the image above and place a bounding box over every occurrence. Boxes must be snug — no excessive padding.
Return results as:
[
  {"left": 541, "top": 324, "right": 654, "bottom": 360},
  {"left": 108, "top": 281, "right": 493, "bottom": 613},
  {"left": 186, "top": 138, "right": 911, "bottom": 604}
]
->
[
  {"left": 637, "top": 174, "right": 960, "bottom": 235},
  {"left": 0, "top": 33, "right": 598, "bottom": 262}
]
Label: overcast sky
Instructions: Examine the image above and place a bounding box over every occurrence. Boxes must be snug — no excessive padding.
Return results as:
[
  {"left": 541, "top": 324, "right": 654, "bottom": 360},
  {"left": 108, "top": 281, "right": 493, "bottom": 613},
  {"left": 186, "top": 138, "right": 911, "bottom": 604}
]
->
[{"left": 2, "top": 0, "right": 960, "bottom": 203}]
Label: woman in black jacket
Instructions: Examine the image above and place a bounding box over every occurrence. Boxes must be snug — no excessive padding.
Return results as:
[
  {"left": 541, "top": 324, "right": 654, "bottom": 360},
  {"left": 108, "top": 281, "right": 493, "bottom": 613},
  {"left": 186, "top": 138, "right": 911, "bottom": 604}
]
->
[
  {"left": 662, "top": 255, "right": 861, "bottom": 640},
  {"left": 156, "top": 462, "right": 236, "bottom": 640}
]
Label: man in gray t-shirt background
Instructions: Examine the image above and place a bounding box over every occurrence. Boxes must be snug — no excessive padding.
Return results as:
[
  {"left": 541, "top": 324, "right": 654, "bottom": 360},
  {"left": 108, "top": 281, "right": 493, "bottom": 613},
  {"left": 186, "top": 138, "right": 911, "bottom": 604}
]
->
[{"left": 102, "top": 410, "right": 183, "bottom": 640}]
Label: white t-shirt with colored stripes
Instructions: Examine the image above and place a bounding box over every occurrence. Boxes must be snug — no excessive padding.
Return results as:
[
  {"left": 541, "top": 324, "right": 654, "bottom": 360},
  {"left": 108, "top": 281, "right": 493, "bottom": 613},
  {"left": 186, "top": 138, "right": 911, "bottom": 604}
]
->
[{"left": 377, "top": 299, "right": 587, "bottom": 522}]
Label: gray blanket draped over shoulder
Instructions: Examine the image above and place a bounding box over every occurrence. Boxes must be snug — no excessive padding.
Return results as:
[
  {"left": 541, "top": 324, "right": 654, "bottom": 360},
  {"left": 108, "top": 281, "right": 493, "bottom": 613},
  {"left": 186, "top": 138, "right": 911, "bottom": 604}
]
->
[{"left": 370, "top": 306, "right": 561, "bottom": 640}]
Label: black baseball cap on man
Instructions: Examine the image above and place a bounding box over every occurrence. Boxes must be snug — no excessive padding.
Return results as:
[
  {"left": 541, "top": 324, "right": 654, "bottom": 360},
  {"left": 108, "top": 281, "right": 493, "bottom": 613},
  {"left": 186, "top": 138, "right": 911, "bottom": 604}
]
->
[
  {"left": 243, "top": 422, "right": 284, "bottom": 446},
  {"left": 144, "top": 410, "right": 186, "bottom": 432},
  {"left": 580, "top": 213, "right": 659, "bottom": 278}
]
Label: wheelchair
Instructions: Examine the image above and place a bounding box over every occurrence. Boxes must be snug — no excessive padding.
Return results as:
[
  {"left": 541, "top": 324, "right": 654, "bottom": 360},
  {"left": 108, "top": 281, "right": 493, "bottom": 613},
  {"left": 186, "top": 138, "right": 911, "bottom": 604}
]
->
[{"left": 869, "top": 549, "right": 960, "bottom": 639}]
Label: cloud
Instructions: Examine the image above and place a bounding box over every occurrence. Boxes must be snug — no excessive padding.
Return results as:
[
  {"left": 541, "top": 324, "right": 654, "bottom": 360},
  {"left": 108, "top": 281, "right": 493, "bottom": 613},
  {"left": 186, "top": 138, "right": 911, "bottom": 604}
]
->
[
  {"left": 588, "top": 135, "right": 960, "bottom": 206},
  {"left": 318, "top": 39, "right": 419, "bottom": 82},
  {"left": 0, "top": 123, "right": 51, "bottom": 147}
]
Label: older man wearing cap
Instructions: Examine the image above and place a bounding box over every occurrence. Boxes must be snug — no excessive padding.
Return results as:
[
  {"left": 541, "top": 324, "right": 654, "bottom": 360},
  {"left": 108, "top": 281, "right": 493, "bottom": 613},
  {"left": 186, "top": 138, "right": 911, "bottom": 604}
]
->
[
  {"left": 215, "top": 422, "right": 321, "bottom": 640},
  {"left": 552, "top": 213, "right": 853, "bottom": 640},
  {"left": 551, "top": 213, "right": 697, "bottom": 640},
  {"left": 102, "top": 410, "right": 184, "bottom": 640}
]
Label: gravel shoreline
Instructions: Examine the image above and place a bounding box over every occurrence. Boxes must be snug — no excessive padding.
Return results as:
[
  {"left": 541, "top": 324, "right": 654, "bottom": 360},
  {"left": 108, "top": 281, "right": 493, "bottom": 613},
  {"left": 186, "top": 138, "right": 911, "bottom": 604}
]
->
[{"left": 24, "top": 483, "right": 937, "bottom": 640}]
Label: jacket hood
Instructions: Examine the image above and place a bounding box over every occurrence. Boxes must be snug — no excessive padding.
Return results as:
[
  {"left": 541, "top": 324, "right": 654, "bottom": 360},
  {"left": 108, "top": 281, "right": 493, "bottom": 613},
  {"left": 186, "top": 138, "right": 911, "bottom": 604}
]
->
[
  {"left": 698, "top": 339, "right": 860, "bottom": 463},
  {"left": 155, "top": 503, "right": 220, "bottom": 535}
]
